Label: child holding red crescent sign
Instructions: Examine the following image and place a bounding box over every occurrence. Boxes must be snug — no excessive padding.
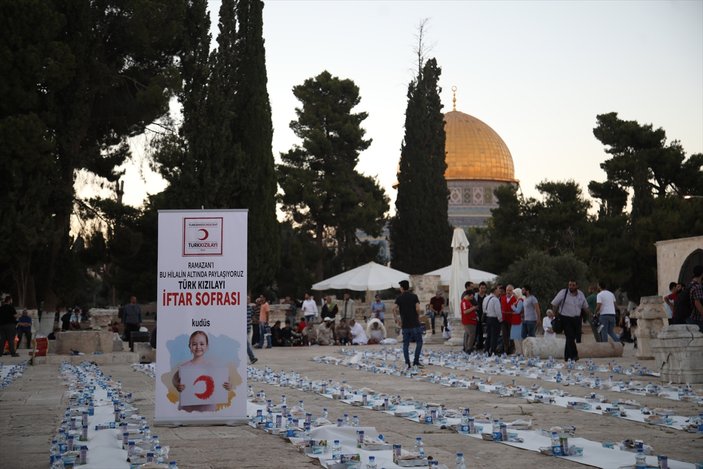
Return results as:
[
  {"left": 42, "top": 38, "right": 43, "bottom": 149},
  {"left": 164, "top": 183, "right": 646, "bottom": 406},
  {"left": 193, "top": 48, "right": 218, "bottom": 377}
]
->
[{"left": 172, "top": 331, "right": 231, "bottom": 412}]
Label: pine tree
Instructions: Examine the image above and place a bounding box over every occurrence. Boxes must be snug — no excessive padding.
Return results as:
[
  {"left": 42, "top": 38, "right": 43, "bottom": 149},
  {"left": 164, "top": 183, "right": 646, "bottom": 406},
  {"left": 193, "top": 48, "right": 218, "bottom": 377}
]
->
[
  {"left": 278, "top": 71, "right": 389, "bottom": 280},
  {"left": 391, "top": 57, "right": 452, "bottom": 274}
]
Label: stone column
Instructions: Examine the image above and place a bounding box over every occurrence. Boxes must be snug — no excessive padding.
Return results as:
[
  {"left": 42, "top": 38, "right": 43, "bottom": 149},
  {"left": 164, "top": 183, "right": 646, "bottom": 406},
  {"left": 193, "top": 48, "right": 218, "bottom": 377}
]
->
[
  {"left": 632, "top": 296, "right": 669, "bottom": 359},
  {"left": 651, "top": 324, "right": 703, "bottom": 383}
]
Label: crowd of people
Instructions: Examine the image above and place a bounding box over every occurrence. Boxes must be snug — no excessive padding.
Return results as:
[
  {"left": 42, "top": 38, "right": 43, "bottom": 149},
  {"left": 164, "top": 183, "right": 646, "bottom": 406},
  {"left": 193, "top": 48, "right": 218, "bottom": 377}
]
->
[{"left": 243, "top": 264, "right": 703, "bottom": 367}]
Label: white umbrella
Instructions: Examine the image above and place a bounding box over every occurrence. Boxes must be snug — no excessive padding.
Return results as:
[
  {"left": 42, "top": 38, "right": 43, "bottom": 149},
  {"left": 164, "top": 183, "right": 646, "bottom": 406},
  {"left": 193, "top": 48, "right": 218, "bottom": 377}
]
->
[
  {"left": 449, "top": 228, "right": 470, "bottom": 319},
  {"left": 311, "top": 261, "right": 410, "bottom": 292},
  {"left": 424, "top": 265, "right": 497, "bottom": 286}
]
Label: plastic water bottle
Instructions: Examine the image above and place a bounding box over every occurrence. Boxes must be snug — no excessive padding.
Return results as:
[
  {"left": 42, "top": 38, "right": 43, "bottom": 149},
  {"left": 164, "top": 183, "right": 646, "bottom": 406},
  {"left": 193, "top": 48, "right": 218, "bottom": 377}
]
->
[
  {"left": 415, "top": 436, "right": 425, "bottom": 458},
  {"left": 168, "top": 462, "right": 179, "bottom": 469},
  {"left": 332, "top": 439, "right": 342, "bottom": 460},
  {"left": 455, "top": 452, "right": 466, "bottom": 469},
  {"left": 366, "top": 455, "right": 378, "bottom": 469},
  {"left": 322, "top": 408, "right": 329, "bottom": 419},
  {"left": 492, "top": 419, "right": 502, "bottom": 441},
  {"left": 352, "top": 415, "right": 360, "bottom": 427},
  {"left": 551, "top": 431, "right": 562, "bottom": 456},
  {"left": 460, "top": 409, "right": 470, "bottom": 434},
  {"left": 635, "top": 448, "right": 647, "bottom": 469}
]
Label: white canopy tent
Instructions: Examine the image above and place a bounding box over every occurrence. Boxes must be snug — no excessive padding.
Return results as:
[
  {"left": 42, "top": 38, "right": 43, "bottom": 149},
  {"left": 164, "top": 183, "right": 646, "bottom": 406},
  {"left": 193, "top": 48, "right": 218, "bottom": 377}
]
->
[
  {"left": 311, "top": 261, "right": 410, "bottom": 292},
  {"left": 424, "top": 265, "right": 497, "bottom": 287}
]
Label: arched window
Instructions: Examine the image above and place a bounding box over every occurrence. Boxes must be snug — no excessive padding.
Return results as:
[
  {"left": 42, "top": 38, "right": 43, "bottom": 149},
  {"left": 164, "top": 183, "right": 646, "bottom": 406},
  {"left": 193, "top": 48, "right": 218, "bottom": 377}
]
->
[{"left": 679, "top": 248, "right": 703, "bottom": 283}]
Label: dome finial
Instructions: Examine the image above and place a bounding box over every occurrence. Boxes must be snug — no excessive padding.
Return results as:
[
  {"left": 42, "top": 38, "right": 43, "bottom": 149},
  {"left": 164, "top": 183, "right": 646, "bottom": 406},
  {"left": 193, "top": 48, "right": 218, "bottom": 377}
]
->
[{"left": 451, "top": 85, "right": 457, "bottom": 111}]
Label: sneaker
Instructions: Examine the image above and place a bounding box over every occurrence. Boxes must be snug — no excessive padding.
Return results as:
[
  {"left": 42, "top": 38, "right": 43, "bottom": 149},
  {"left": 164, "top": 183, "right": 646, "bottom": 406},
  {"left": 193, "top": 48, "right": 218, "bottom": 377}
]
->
[
  {"left": 413, "top": 362, "right": 425, "bottom": 369},
  {"left": 11, "top": 353, "right": 20, "bottom": 357},
  {"left": 250, "top": 357, "right": 258, "bottom": 364}
]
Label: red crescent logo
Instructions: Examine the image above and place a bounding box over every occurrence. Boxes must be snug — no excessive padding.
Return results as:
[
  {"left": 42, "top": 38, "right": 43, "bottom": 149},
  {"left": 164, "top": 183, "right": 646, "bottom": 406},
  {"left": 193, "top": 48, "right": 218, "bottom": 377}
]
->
[
  {"left": 198, "top": 229, "right": 209, "bottom": 240},
  {"left": 193, "top": 375, "right": 215, "bottom": 400}
]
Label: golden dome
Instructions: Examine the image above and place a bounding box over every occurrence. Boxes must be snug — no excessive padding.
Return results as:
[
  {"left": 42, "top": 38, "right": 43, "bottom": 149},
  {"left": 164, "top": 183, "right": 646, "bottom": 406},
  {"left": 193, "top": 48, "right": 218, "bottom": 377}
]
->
[{"left": 444, "top": 110, "right": 517, "bottom": 182}]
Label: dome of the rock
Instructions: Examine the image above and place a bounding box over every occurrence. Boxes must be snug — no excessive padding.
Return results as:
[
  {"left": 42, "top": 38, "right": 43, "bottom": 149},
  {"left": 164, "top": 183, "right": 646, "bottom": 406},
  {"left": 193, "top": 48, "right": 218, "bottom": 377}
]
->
[
  {"left": 443, "top": 106, "right": 519, "bottom": 228},
  {"left": 444, "top": 110, "right": 516, "bottom": 183}
]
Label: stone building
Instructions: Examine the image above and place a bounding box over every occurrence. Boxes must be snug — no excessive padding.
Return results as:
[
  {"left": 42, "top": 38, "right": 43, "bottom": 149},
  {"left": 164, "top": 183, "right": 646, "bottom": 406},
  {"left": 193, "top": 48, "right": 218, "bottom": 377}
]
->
[{"left": 655, "top": 235, "right": 703, "bottom": 295}]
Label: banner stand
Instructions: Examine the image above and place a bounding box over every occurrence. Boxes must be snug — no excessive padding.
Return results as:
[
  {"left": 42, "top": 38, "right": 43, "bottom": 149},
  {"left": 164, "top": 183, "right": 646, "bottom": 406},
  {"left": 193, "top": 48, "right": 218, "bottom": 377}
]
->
[{"left": 154, "top": 209, "right": 248, "bottom": 426}]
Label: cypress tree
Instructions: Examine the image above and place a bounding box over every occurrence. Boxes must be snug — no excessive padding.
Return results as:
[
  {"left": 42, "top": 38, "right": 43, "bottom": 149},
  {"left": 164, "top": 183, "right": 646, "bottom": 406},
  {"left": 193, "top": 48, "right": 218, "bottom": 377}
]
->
[
  {"left": 391, "top": 58, "right": 452, "bottom": 274},
  {"left": 231, "top": 0, "right": 279, "bottom": 293}
]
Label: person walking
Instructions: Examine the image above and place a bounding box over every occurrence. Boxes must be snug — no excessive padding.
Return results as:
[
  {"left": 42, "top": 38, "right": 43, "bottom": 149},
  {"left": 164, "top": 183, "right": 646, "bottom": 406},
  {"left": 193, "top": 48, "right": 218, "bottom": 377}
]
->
[
  {"left": 257, "top": 295, "right": 271, "bottom": 349},
  {"left": 551, "top": 280, "right": 590, "bottom": 361},
  {"left": 393, "top": 280, "right": 423, "bottom": 370},
  {"left": 122, "top": 296, "right": 142, "bottom": 343},
  {"left": 301, "top": 292, "right": 318, "bottom": 324},
  {"left": 0, "top": 296, "right": 18, "bottom": 356},
  {"left": 595, "top": 281, "right": 620, "bottom": 343}
]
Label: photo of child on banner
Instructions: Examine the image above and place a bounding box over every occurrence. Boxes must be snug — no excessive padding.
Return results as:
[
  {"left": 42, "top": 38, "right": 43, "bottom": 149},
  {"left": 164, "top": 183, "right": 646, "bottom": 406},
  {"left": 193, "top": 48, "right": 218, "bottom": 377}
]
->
[{"left": 163, "top": 330, "right": 243, "bottom": 413}]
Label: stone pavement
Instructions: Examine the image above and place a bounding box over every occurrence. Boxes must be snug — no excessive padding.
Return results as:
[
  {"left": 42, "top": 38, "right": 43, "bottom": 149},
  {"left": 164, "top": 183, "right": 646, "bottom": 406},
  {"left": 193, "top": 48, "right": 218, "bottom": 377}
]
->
[{"left": 1, "top": 339, "right": 702, "bottom": 469}]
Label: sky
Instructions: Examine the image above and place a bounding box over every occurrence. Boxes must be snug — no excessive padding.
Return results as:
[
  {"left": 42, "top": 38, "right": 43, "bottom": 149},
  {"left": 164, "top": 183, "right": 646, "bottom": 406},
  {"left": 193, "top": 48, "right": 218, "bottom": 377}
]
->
[{"left": 118, "top": 0, "right": 703, "bottom": 211}]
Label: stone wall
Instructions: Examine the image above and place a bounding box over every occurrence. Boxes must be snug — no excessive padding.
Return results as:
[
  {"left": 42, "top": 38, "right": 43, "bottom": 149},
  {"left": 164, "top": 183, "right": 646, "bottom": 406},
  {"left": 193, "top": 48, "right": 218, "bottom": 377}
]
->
[{"left": 655, "top": 235, "right": 703, "bottom": 295}]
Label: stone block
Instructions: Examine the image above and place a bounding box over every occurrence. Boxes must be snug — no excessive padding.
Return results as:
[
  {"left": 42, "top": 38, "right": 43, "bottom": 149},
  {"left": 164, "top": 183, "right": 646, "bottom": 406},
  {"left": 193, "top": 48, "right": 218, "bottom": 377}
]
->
[
  {"left": 651, "top": 324, "right": 703, "bottom": 384},
  {"left": 88, "top": 308, "right": 119, "bottom": 330},
  {"left": 134, "top": 342, "right": 156, "bottom": 363},
  {"left": 55, "top": 330, "right": 118, "bottom": 354},
  {"left": 632, "top": 296, "right": 669, "bottom": 359},
  {"left": 523, "top": 337, "right": 624, "bottom": 358}
]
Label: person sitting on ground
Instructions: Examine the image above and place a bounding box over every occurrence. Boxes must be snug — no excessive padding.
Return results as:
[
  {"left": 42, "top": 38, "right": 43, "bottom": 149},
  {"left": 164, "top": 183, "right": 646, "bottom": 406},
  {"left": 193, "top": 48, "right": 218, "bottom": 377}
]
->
[
  {"left": 16, "top": 309, "right": 32, "bottom": 349},
  {"left": 306, "top": 319, "right": 318, "bottom": 345},
  {"left": 349, "top": 319, "right": 368, "bottom": 345},
  {"left": 281, "top": 319, "right": 295, "bottom": 346},
  {"left": 335, "top": 318, "right": 351, "bottom": 345},
  {"left": 59, "top": 307, "right": 71, "bottom": 332},
  {"left": 295, "top": 317, "right": 308, "bottom": 345},
  {"left": 316, "top": 318, "right": 335, "bottom": 345},
  {"left": 270, "top": 320, "right": 284, "bottom": 347},
  {"left": 366, "top": 318, "right": 387, "bottom": 344},
  {"left": 69, "top": 308, "right": 81, "bottom": 330},
  {"left": 542, "top": 309, "right": 556, "bottom": 339}
]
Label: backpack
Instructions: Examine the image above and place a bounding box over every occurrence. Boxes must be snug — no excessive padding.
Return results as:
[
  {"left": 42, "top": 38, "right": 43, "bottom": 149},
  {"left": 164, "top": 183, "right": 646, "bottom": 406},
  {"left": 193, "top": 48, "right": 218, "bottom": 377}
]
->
[{"left": 673, "top": 283, "right": 693, "bottom": 323}]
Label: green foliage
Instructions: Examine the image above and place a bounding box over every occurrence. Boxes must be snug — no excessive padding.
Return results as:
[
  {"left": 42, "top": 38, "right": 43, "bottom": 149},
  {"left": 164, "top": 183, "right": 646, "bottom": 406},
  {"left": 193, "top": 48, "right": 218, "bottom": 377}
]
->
[
  {"left": 592, "top": 112, "right": 702, "bottom": 217},
  {"left": 275, "top": 222, "right": 317, "bottom": 298},
  {"left": 0, "top": 0, "right": 186, "bottom": 307},
  {"left": 590, "top": 112, "right": 703, "bottom": 300},
  {"left": 391, "top": 57, "right": 452, "bottom": 274},
  {"left": 278, "top": 70, "right": 389, "bottom": 280},
  {"left": 499, "top": 251, "right": 589, "bottom": 313},
  {"left": 151, "top": 0, "right": 279, "bottom": 294}
]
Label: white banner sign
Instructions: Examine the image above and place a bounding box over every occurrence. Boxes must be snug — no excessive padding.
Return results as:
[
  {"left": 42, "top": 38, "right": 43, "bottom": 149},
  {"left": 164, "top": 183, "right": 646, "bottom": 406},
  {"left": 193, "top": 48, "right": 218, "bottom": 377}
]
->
[{"left": 155, "top": 210, "right": 247, "bottom": 425}]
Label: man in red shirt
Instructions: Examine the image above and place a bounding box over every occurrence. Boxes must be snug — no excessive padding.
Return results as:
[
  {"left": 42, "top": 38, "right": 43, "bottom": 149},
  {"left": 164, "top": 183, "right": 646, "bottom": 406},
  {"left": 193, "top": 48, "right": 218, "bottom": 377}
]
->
[{"left": 499, "top": 285, "right": 516, "bottom": 354}]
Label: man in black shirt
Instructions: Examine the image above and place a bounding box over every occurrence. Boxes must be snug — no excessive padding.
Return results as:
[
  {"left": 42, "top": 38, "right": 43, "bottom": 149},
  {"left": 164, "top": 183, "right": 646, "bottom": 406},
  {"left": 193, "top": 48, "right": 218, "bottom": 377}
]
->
[
  {"left": 474, "top": 282, "right": 488, "bottom": 350},
  {"left": 393, "top": 280, "right": 423, "bottom": 370},
  {"left": 0, "top": 296, "right": 19, "bottom": 357}
]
